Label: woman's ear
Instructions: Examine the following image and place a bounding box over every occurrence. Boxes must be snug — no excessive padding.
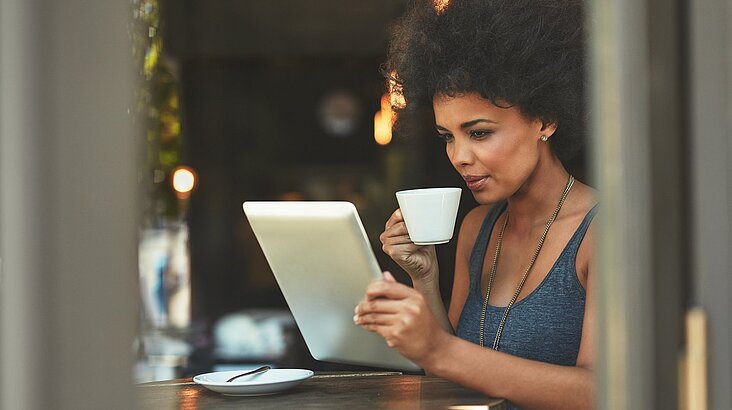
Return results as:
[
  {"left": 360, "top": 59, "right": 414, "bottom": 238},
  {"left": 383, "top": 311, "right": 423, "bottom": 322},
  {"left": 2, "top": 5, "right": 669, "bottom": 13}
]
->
[{"left": 540, "top": 120, "right": 558, "bottom": 139}]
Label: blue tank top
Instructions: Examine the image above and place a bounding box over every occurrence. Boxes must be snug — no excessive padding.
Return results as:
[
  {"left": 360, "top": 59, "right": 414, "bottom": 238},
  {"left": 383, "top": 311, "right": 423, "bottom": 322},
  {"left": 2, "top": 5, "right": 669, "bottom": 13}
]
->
[{"left": 455, "top": 201, "right": 599, "bottom": 366}]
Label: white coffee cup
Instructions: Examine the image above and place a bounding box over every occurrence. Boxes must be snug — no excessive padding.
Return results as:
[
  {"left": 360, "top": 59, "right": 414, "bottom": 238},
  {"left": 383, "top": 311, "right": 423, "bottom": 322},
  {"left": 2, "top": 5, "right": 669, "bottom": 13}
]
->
[{"left": 396, "top": 187, "right": 461, "bottom": 245}]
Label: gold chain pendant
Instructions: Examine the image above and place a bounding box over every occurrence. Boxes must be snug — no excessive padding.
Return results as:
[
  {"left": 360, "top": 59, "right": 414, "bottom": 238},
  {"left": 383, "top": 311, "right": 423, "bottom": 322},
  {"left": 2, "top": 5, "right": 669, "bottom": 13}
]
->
[{"left": 479, "top": 175, "right": 575, "bottom": 349}]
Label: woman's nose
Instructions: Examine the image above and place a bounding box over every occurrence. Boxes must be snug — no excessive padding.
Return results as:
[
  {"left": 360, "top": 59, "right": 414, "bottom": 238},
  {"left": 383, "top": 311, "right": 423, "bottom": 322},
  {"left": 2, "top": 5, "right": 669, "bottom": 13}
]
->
[{"left": 448, "top": 138, "right": 473, "bottom": 167}]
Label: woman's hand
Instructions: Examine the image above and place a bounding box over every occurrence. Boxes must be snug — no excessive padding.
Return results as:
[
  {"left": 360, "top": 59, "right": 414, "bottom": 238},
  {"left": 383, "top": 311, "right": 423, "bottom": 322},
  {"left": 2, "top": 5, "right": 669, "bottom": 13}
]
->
[
  {"left": 353, "top": 271, "right": 449, "bottom": 366},
  {"left": 380, "top": 209, "right": 439, "bottom": 283}
]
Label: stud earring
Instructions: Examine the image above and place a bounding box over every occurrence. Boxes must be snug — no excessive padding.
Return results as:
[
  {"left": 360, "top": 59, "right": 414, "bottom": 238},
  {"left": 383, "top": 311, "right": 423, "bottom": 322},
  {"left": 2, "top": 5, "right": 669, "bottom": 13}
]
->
[{"left": 540, "top": 135, "right": 548, "bottom": 142}]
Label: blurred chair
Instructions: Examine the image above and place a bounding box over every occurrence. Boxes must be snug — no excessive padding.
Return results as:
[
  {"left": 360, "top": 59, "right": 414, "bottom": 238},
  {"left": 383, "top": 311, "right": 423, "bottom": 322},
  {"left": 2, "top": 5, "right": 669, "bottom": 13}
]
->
[{"left": 211, "top": 309, "right": 296, "bottom": 371}]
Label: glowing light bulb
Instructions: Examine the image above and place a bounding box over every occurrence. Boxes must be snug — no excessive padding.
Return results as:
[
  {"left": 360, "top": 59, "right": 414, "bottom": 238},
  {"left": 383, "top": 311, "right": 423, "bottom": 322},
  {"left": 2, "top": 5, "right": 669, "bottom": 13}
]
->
[
  {"left": 374, "top": 93, "right": 395, "bottom": 146},
  {"left": 172, "top": 167, "right": 196, "bottom": 195}
]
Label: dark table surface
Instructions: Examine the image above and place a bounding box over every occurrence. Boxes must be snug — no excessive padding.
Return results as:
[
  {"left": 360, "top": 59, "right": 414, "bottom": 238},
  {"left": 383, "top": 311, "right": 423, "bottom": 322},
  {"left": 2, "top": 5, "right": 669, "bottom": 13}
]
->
[{"left": 137, "top": 371, "right": 506, "bottom": 409}]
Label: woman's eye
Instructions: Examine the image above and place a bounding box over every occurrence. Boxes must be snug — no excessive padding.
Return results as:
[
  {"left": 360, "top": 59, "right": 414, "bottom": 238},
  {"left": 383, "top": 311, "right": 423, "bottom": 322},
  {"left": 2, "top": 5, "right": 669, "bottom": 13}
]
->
[
  {"left": 470, "top": 130, "right": 493, "bottom": 139},
  {"left": 436, "top": 133, "right": 454, "bottom": 143}
]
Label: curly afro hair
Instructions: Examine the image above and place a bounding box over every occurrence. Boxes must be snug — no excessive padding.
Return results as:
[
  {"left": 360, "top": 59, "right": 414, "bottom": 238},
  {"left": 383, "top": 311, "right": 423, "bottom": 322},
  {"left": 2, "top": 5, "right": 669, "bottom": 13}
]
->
[{"left": 386, "top": 0, "right": 586, "bottom": 162}]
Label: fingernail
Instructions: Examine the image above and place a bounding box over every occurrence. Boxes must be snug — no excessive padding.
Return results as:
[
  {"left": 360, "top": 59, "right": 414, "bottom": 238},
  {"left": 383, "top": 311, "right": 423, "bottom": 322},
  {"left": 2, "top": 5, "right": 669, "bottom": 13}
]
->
[{"left": 353, "top": 315, "right": 359, "bottom": 324}]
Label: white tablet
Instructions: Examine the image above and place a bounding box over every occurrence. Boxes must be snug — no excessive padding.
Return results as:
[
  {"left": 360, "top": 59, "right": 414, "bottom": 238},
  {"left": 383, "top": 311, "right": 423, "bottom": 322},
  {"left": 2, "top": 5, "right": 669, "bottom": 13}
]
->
[{"left": 242, "top": 201, "right": 420, "bottom": 372}]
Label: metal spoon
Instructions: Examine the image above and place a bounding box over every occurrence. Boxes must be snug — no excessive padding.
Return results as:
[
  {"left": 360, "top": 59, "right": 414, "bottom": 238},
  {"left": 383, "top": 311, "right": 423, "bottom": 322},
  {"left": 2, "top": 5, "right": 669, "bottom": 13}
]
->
[{"left": 226, "top": 365, "right": 271, "bottom": 383}]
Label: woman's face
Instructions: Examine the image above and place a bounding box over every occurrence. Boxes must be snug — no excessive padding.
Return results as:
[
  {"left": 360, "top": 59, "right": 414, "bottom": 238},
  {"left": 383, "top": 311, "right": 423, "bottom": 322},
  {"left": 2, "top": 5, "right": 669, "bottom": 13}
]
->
[{"left": 433, "top": 92, "right": 555, "bottom": 204}]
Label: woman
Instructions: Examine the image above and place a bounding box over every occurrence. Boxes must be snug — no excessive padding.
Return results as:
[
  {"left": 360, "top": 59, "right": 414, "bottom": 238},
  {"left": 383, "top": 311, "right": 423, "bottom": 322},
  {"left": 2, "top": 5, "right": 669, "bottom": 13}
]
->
[{"left": 353, "top": 1, "right": 596, "bottom": 409}]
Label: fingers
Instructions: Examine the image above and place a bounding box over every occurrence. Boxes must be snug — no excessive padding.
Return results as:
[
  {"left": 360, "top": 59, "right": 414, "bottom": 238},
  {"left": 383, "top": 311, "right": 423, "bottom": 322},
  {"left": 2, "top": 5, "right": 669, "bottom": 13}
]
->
[
  {"left": 355, "top": 295, "right": 404, "bottom": 315},
  {"left": 364, "top": 279, "right": 413, "bottom": 301},
  {"left": 380, "top": 221, "right": 410, "bottom": 242},
  {"left": 384, "top": 208, "right": 404, "bottom": 230},
  {"left": 380, "top": 221, "right": 417, "bottom": 260},
  {"left": 383, "top": 271, "right": 397, "bottom": 282},
  {"left": 381, "top": 210, "right": 421, "bottom": 261},
  {"left": 353, "top": 311, "right": 397, "bottom": 326},
  {"left": 354, "top": 293, "right": 404, "bottom": 332},
  {"left": 354, "top": 296, "right": 433, "bottom": 353},
  {"left": 354, "top": 281, "right": 416, "bottom": 329}
]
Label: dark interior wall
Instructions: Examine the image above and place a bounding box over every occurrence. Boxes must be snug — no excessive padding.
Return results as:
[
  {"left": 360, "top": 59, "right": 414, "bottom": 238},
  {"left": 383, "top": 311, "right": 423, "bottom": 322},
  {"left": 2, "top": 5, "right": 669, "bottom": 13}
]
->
[
  {"left": 179, "top": 56, "right": 395, "bottom": 321},
  {"left": 163, "top": 0, "right": 408, "bottom": 57}
]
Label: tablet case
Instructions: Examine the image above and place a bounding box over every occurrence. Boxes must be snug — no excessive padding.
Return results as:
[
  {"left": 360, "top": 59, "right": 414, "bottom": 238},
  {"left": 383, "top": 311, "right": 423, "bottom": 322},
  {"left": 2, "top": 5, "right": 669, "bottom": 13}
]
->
[{"left": 243, "top": 201, "right": 420, "bottom": 372}]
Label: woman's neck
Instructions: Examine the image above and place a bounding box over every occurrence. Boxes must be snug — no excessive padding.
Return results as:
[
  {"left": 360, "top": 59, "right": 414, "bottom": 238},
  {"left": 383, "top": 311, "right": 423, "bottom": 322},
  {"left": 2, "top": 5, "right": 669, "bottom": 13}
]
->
[{"left": 504, "top": 154, "right": 571, "bottom": 235}]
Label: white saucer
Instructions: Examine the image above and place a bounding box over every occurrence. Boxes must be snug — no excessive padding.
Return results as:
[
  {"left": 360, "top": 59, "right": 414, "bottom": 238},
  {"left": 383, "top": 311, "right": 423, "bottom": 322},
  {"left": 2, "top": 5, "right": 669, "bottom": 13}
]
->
[{"left": 193, "top": 368, "right": 314, "bottom": 396}]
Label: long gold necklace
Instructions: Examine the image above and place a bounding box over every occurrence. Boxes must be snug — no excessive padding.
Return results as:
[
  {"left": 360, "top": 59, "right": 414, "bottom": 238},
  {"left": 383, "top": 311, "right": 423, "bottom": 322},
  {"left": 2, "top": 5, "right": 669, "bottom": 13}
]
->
[{"left": 479, "top": 175, "right": 575, "bottom": 349}]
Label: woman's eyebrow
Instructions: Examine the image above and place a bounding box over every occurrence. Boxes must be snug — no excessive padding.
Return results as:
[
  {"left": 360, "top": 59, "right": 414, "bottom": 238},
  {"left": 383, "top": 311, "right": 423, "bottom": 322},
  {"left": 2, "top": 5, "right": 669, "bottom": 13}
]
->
[
  {"left": 459, "top": 119, "right": 497, "bottom": 129},
  {"left": 436, "top": 119, "right": 497, "bottom": 131}
]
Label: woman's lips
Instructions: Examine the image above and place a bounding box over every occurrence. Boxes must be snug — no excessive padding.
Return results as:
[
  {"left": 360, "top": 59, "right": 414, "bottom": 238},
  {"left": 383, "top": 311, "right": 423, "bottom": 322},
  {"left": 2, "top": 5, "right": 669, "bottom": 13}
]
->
[{"left": 464, "top": 175, "right": 488, "bottom": 191}]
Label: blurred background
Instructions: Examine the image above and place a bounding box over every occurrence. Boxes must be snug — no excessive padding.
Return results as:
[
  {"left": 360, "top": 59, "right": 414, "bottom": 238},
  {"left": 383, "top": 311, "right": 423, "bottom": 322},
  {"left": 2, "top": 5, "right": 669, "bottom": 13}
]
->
[
  {"left": 2, "top": 0, "right": 730, "bottom": 409},
  {"left": 132, "top": 0, "right": 590, "bottom": 382}
]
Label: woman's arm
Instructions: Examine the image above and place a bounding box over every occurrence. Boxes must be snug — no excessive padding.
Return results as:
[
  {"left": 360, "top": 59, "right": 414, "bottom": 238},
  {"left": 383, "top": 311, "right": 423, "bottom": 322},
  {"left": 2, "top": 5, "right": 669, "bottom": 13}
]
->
[
  {"left": 356, "top": 269, "right": 594, "bottom": 409},
  {"left": 427, "top": 335, "right": 593, "bottom": 409},
  {"left": 428, "top": 248, "right": 596, "bottom": 410},
  {"left": 379, "top": 208, "right": 451, "bottom": 333},
  {"left": 379, "top": 206, "right": 489, "bottom": 334},
  {"left": 446, "top": 205, "right": 491, "bottom": 328},
  {"left": 410, "top": 205, "right": 490, "bottom": 333},
  {"left": 357, "top": 218, "right": 597, "bottom": 410}
]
